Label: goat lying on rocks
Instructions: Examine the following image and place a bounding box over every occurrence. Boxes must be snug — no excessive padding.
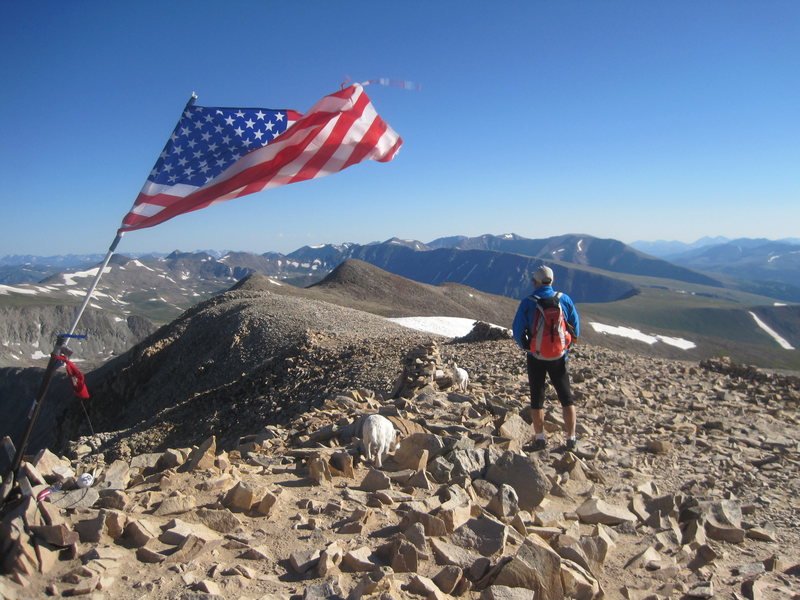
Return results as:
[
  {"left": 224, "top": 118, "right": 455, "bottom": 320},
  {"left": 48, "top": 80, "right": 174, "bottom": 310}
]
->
[
  {"left": 361, "top": 414, "right": 398, "bottom": 468},
  {"left": 452, "top": 362, "right": 469, "bottom": 392}
]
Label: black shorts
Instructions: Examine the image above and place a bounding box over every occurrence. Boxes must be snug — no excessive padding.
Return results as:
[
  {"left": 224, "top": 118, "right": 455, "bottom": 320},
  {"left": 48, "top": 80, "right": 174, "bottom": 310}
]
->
[{"left": 526, "top": 354, "right": 574, "bottom": 409}]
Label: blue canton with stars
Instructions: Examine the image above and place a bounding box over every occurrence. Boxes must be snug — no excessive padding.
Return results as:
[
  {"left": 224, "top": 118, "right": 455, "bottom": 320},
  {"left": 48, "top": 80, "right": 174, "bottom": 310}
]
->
[{"left": 148, "top": 105, "right": 292, "bottom": 188}]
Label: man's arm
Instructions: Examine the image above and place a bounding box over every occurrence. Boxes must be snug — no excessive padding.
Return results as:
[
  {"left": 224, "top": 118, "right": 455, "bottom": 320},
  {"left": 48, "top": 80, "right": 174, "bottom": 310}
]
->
[
  {"left": 512, "top": 299, "right": 531, "bottom": 350},
  {"left": 561, "top": 294, "right": 580, "bottom": 339}
]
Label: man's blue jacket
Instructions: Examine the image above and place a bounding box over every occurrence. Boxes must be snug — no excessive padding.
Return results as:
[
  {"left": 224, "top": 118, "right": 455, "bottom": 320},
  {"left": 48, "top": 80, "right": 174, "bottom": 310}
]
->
[{"left": 512, "top": 285, "right": 580, "bottom": 353}]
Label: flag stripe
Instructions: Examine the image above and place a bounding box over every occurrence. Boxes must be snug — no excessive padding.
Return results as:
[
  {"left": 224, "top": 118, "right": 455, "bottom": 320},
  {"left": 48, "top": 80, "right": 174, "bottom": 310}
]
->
[{"left": 119, "top": 84, "right": 401, "bottom": 232}]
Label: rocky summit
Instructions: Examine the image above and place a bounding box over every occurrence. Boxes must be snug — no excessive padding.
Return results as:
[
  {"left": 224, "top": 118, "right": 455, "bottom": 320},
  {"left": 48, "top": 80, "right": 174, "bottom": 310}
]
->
[{"left": 1, "top": 286, "right": 799, "bottom": 599}]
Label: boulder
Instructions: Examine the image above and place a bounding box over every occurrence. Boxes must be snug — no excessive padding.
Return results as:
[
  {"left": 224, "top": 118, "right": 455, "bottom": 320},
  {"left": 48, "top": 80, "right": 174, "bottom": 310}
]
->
[{"left": 485, "top": 451, "right": 549, "bottom": 511}]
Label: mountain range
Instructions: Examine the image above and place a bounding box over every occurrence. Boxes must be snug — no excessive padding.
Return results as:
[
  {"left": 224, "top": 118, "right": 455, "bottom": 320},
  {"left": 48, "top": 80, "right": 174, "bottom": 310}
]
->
[
  {"left": 629, "top": 236, "right": 800, "bottom": 257},
  {"left": 4, "top": 233, "right": 799, "bottom": 295},
  {"left": 1, "top": 233, "right": 798, "bottom": 373}
]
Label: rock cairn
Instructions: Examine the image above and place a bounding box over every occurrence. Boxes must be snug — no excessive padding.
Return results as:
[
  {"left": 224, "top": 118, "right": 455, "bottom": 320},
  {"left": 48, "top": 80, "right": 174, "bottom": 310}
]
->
[{"left": 1, "top": 340, "right": 798, "bottom": 600}]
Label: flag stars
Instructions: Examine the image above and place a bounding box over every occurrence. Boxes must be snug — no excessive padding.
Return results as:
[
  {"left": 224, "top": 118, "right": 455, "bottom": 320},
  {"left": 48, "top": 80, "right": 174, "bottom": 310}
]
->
[{"left": 148, "top": 104, "right": 292, "bottom": 187}]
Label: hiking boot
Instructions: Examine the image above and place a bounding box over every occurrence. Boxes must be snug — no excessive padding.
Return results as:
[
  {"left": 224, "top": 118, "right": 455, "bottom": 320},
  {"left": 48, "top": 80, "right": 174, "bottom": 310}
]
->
[
  {"left": 566, "top": 437, "right": 577, "bottom": 451},
  {"left": 532, "top": 438, "right": 546, "bottom": 452}
]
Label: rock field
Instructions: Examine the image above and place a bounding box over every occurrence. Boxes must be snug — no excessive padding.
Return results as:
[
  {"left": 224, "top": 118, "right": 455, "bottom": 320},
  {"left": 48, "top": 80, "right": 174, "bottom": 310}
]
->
[{"left": 2, "top": 325, "right": 799, "bottom": 599}]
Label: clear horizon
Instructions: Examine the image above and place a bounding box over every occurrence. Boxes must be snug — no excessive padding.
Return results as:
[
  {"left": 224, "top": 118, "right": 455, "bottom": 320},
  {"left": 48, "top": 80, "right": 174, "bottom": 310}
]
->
[
  {"left": 1, "top": 232, "right": 798, "bottom": 261},
  {"left": 2, "top": 2, "right": 798, "bottom": 256}
]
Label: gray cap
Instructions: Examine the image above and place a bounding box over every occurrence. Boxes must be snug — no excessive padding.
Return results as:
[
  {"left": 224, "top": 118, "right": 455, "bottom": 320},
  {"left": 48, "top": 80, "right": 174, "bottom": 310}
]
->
[{"left": 533, "top": 265, "right": 554, "bottom": 284}]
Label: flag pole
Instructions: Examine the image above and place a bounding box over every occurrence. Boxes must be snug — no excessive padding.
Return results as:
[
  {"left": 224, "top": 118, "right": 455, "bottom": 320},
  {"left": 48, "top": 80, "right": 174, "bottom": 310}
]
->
[
  {"left": 7, "top": 232, "right": 123, "bottom": 485},
  {"left": 5, "top": 92, "right": 199, "bottom": 494}
]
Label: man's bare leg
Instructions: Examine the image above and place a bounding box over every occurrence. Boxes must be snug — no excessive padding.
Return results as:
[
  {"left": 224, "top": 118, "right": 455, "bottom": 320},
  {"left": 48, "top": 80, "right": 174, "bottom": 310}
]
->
[
  {"left": 531, "top": 408, "right": 545, "bottom": 436},
  {"left": 562, "top": 404, "right": 576, "bottom": 441}
]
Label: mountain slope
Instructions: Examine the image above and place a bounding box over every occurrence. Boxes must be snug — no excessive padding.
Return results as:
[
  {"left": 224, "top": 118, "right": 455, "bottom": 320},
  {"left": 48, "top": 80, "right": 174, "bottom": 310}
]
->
[
  {"left": 629, "top": 236, "right": 730, "bottom": 257},
  {"left": 0, "top": 305, "right": 156, "bottom": 368},
  {"left": 429, "top": 233, "right": 721, "bottom": 286},
  {"left": 309, "top": 259, "right": 518, "bottom": 324},
  {"left": 56, "top": 287, "right": 439, "bottom": 456},
  {"left": 347, "top": 244, "right": 639, "bottom": 303},
  {"left": 668, "top": 239, "right": 800, "bottom": 286}
]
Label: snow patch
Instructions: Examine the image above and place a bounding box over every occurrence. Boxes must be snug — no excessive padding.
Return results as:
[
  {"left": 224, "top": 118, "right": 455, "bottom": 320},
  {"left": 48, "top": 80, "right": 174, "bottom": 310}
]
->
[
  {"left": 748, "top": 311, "right": 794, "bottom": 350},
  {"left": 0, "top": 285, "right": 38, "bottom": 295},
  {"left": 388, "top": 316, "right": 477, "bottom": 337},
  {"left": 62, "top": 267, "right": 111, "bottom": 286},
  {"left": 590, "top": 322, "right": 696, "bottom": 350},
  {"left": 387, "top": 316, "right": 507, "bottom": 338}
]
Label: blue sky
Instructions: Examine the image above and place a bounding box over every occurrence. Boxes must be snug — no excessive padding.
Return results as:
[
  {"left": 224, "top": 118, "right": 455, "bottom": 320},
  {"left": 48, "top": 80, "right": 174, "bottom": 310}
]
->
[{"left": 1, "top": 1, "right": 798, "bottom": 256}]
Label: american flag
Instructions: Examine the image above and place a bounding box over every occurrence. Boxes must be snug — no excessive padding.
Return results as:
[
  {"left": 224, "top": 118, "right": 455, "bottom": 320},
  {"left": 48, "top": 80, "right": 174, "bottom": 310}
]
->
[{"left": 119, "top": 84, "right": 402, "bottom": 232}]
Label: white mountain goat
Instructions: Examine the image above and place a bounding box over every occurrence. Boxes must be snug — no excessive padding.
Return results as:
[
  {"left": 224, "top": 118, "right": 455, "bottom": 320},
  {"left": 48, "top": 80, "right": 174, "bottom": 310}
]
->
[
  {"left": 361, "top": 414, "right": 398, "bottom": 468},
  {"left": 452, "top": 362, "right": 469, "bottom": 393}
]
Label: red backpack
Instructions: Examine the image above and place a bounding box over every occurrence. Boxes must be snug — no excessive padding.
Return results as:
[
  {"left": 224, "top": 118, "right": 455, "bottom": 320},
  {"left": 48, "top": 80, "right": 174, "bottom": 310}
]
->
[{"left": 529, "top": 292, "right": 572, "bottom": 360}]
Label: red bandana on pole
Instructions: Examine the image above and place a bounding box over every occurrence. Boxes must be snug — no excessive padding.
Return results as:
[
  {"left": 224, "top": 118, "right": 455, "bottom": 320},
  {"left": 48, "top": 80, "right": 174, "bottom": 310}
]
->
[
  {"left": 52, "top": 354, "right": 90, "bottom": 399},
  {"left": 119, "top": 83, "right": 402, "bottom": 232}
]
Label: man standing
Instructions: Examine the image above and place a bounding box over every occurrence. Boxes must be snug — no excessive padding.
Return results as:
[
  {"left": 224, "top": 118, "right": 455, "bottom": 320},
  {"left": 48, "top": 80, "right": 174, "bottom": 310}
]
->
[{"left": 512, "top": 265, "right": 580, "bottom": 452}]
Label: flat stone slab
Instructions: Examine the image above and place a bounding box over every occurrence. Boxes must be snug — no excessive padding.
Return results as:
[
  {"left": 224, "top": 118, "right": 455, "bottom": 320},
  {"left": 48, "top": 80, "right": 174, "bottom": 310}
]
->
[
  {"left": 576, "top": 497, "right": 637, "bottom": 525},
  {"left": 49, "top": 487, "right": 100, "bottom": 510}
]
